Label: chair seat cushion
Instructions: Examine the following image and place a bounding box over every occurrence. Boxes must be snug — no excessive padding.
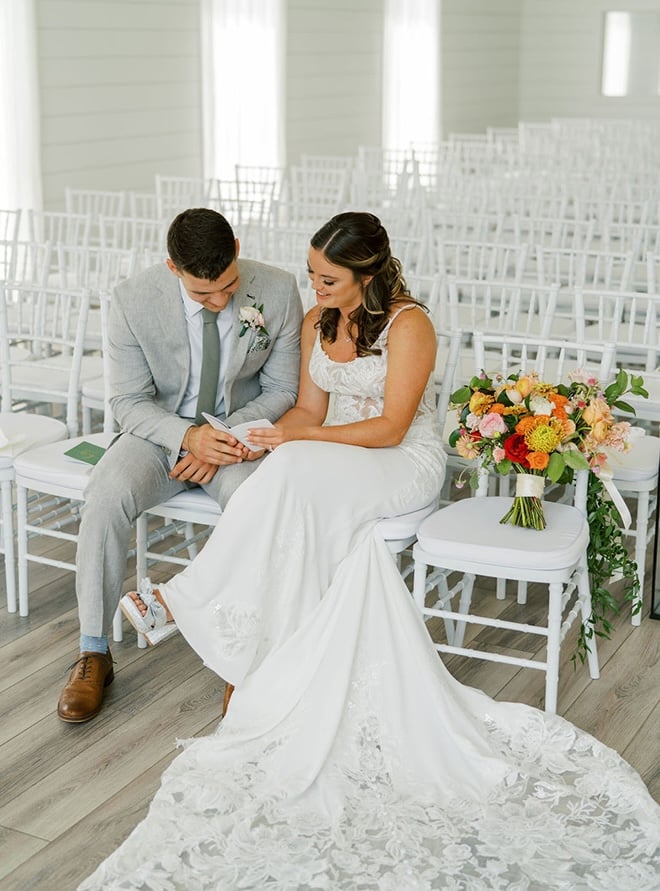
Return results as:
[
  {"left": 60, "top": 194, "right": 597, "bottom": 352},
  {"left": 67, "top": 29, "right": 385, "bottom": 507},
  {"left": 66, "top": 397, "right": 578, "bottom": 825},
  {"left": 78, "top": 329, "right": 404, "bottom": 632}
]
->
[
  {"left": 0, "top": 412, "right": 67, "bottom": 466},
  {"left": 376, "top": 500, "right": 438, "bottom": 540},
  {"left": 147, "top": 487, "right": 223, "bottom": 523},
  {"left": 13, "top": 432, "right": 115, "bottom": 491},
  {"left": 11, "top": 354, "right": 104, "bottom": 395},
  {"left": 416, "top": 496, "right": 589, "bottom": 572},
  {"left": 82, "top": 376, "right": 105, "bottom": 400},
  {"left": 608, "top": 433, "right": 660, "bottom": 483}
]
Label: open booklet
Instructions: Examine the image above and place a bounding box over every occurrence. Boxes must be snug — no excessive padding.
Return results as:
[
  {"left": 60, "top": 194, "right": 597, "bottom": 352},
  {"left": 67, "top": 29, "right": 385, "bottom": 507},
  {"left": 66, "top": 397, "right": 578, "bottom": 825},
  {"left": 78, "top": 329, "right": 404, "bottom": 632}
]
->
[{"left": 201, "top": 412, "right": 274, "bottom": 452}]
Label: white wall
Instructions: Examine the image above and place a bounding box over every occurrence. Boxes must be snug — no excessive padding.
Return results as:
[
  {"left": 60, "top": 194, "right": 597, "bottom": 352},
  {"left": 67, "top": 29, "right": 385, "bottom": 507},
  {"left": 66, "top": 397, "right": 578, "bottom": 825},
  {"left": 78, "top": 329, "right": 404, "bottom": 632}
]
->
[
  {"left": 36, "top": 0, "right": 384, "bottom": 208},
  {"left": 285, "top": 0, "right": 383, "bottom": 162},
  {"left": 37, "top": 0, "right": 202, "bottom": 208},
  {"left": 441, "top": 0, "right": 521, "bottom": 136},
  {"left": 33, "top": 0, "right": 660, "bottom": 209},
  {"left": 519, "top": 0, "right": 660, "bottom": 122}
]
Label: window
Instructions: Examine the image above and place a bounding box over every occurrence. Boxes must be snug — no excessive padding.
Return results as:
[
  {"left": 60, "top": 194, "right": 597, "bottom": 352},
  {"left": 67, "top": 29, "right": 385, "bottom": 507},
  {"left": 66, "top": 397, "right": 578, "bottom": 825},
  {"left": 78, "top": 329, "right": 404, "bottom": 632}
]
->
[
  {"left": 383, "top": 0, "right": 440, "bottom": 150},
  {"left": 602, "top": 12, "right": 631, "bottom": 97},
  {"left": 0, "top": 0, "right": 42, "bottom": 210},
  {"left": 201, "top": 0, "right": 284, "bottom": 180},
  {"left": 601, "top": 11, "right": 660, "bottom": 98}
]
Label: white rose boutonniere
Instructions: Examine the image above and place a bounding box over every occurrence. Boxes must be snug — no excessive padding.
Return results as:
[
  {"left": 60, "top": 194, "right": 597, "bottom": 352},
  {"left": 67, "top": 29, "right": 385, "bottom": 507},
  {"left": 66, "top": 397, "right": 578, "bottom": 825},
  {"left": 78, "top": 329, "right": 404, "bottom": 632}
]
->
[{"left": 239, "top": 297, "right": 270, "bottom": 352}]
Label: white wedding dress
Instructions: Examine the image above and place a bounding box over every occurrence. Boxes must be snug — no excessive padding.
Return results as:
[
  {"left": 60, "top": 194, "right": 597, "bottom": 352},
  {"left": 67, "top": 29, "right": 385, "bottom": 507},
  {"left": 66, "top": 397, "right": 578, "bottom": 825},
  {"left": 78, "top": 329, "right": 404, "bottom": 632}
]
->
[{"left": 81, "top": 307, "right": 660, "bottom": 890}]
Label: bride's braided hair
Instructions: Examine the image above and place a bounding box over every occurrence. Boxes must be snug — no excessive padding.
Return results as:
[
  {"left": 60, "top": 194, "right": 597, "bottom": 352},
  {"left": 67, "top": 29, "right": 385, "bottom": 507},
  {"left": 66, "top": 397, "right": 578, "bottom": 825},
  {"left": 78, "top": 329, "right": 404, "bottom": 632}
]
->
[{"left": 310, "top": 212, "right": 424, "bottom": 356}]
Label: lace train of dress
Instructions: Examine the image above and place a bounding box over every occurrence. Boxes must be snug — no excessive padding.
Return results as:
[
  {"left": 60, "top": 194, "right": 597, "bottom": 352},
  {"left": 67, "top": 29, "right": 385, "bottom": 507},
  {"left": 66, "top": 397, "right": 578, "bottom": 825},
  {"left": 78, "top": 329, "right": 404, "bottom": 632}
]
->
[{"left": 80, "top": 315, "right": 660, "bottom": 890}]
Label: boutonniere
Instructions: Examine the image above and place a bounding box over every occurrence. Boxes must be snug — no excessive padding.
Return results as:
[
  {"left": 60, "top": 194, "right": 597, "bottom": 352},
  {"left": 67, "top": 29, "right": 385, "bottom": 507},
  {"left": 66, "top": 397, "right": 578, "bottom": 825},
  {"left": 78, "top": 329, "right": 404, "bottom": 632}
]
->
[{"left": 239, "top": 296, "right": 270, "bottom": 352}]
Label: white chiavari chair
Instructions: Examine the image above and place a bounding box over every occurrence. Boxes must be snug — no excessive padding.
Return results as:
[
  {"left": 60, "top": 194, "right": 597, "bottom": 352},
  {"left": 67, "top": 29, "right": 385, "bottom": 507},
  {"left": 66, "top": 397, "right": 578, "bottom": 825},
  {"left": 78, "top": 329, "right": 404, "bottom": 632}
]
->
[{"left": 411, "top": 332, "right": 618, "bottom": 714}]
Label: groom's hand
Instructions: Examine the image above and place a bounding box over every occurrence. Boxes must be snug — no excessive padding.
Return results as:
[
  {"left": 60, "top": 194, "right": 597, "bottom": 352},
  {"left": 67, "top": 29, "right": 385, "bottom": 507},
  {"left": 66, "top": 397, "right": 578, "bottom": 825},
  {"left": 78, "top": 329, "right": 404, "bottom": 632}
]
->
[
  {"left": 182, "top": 424, "right": 246, "bottom": 466},
  {"left": 169, "top": 454, "right": 219, "bottom": 484}
]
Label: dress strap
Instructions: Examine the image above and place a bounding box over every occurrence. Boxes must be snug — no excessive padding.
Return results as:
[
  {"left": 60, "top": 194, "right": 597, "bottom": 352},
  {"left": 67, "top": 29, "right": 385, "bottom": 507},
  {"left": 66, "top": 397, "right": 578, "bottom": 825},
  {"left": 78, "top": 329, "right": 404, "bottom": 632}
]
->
[{"left": 378, "top": 303, "right": 421, "bottom": 344}]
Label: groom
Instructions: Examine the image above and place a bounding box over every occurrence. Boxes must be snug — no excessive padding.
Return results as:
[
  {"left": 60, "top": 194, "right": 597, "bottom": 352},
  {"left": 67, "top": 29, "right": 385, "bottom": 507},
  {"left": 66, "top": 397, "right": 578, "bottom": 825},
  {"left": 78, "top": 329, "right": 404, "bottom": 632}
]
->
[{"left": 58, "top": 207, "right": 304, "bottom": 722}]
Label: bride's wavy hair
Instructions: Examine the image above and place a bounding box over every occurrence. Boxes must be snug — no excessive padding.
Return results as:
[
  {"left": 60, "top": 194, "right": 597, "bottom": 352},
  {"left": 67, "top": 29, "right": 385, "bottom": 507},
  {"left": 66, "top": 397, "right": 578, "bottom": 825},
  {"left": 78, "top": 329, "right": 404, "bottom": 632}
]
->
[{"left": 310, "top": 211, "right": 423, "bottom": 356}]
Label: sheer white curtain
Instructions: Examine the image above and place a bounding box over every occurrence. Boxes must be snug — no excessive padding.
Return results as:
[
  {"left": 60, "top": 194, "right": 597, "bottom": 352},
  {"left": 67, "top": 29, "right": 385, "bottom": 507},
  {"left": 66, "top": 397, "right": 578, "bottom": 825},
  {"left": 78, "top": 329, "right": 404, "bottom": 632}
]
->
[
  {"left": 383, "top": 0, "right": 440, "bottom": 151},
  {"left": 201, "top": 0, "right": 285, "bottom": 181},
  {"left": 0, "top": 0, "right": 42, "bottom": 211}
]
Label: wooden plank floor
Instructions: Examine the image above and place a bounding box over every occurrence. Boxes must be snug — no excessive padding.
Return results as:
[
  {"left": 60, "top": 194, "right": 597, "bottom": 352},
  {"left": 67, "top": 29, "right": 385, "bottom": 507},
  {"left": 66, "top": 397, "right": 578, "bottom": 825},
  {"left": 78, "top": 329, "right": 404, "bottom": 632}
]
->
[{"left": 1, "top": 524, "right": 659, "bottom": 891}]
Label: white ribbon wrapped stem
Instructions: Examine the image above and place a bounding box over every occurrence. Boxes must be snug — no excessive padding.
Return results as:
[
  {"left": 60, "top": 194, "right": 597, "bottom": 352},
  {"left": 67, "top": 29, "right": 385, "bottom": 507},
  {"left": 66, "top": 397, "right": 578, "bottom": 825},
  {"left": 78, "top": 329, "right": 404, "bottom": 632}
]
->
[{"left": 515, "top": 473, "right": 545, "bottom": 498}]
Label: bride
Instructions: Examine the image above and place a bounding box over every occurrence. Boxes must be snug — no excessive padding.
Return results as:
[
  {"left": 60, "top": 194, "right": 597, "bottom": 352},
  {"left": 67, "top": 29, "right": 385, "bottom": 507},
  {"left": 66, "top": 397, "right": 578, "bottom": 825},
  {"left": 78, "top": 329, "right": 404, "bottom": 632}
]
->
[{"left": 81, "top": 212, "right": 660, "bottom": 890}]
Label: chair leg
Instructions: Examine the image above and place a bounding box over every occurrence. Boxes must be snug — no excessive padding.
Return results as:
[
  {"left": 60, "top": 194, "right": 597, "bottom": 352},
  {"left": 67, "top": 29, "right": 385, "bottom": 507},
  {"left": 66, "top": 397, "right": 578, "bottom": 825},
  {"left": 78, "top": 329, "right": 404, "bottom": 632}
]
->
[
  {"left": 136, "top": 513, "right": 148, "bottom": 582},
  {"left": 184, "top": 521, "right": 199, "bottom": 561},
  {"left": 412, "top": 559, "right": 427, "bottom": 611},
  {"left": 134, "top": 515, "right": 150, "bottom": 648},
  {"left": 631, "top": 490, "right": 650, "bottom": 627},
  {"left": 452, "top": 572, "right": 476, "bottom": 648},
  {"left": 2, "top": 479, "right": 16, "bottom": 612},
  {"left": 16, "top": 484, "right": 29, "bottom": 616},
  {"left": 112, "top": 607, "right": 123, "bottom": 642},
  {"left": 544, "top": 583, "right": 563, "bottom": 714},
  {"left": 222, "top": 683, "right": 235, "bottom": 717},
  {"left": 577, "top": 567, "right": 600, "bottom": 682}
]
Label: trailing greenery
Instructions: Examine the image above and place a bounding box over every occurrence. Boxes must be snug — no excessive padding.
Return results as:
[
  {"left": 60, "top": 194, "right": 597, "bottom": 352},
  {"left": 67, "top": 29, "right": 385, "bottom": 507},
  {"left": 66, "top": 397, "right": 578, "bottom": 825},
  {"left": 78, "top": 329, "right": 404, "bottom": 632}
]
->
[{"left": 576, "top": 472, "right": 641, "bottom": 666}]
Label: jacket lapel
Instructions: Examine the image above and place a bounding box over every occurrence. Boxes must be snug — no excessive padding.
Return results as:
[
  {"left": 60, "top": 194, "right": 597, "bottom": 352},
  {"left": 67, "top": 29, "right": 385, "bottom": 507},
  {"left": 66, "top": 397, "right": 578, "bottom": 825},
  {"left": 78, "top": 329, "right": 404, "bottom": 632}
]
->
[
  {"left": 159, "top": 270, "right": 190, "bottom": 386},
  {"left": 224, "top": 261, "right": 262, "bottom": 387}
]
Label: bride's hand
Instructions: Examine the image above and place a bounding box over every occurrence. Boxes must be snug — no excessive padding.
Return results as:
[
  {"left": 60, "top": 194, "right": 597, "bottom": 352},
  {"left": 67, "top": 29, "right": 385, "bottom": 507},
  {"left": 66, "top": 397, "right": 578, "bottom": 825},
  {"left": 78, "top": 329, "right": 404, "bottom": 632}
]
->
[{"left": 246, "top": 424, "right": 289, "bottom": 452}]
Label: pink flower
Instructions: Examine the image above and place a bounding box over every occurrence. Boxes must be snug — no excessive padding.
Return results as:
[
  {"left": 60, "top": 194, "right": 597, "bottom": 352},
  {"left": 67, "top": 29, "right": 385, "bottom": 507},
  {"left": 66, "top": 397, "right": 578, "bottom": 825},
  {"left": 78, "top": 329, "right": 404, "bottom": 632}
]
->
[
  {"left": 492, "top": 447, "right": 506, "bottom": 463},
  {"left": 478, "top": 412, "right": 508, "bottom": 438}
]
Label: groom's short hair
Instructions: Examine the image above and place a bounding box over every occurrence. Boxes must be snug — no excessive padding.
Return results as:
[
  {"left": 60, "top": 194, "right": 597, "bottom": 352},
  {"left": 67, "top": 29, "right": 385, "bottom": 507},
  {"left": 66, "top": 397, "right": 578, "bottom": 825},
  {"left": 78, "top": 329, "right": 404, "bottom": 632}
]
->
[{"left": 167, "top": 208, "right": 237, "bottom": 281}]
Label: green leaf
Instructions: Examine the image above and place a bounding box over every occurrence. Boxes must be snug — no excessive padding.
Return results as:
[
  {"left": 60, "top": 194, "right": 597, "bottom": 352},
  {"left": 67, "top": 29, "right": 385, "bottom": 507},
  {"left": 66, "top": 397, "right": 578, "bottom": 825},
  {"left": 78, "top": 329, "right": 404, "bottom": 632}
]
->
[
  {"left": 563, "top": 450, "right": 589, "bottom": 470},
  {"left": 448, "top": 428, "right": 461, "bottom": 448},
  {"left": 450, "top": 386, "right": 471, "bottom": 404},
  {"left": 546, "top": 452, "right": 566, "bottom": 482},
  {"left": 604, "top": 380, "right": 624, "bottom": 402},
  {"left": 612, "top": 399, "right": 635, "bottom": 415},
  {"left": 631, "top": 379, "right": 649, "bottom": 398}
]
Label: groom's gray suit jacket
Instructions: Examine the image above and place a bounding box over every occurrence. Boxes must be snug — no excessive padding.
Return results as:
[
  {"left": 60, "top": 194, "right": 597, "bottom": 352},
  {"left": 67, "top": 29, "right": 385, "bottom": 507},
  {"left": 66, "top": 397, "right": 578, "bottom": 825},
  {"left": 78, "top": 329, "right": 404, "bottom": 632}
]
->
[{"left": 108, "top": 259, "right": 304, "bottom": 468}]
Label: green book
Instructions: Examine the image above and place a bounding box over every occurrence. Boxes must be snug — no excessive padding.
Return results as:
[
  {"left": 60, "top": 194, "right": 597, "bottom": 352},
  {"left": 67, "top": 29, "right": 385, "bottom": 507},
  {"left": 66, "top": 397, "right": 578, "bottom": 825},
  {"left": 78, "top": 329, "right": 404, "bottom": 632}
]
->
[{"left": 63, "top": 441, "right": 107, "bottom": 466}]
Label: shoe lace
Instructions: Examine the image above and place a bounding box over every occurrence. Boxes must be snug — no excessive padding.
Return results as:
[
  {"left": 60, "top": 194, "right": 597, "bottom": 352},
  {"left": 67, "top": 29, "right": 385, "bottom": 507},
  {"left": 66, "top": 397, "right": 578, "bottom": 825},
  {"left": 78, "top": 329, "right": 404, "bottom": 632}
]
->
[{"left": 65, "top": 653, "right": 112, "bottom": 679}]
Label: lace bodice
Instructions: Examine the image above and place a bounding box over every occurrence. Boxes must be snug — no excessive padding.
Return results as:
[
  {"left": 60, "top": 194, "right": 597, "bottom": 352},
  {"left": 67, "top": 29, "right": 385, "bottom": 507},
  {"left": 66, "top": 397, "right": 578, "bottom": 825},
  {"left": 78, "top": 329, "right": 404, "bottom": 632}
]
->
[{"left": 309, "top": 305, "right": 439, "bottom": 446}]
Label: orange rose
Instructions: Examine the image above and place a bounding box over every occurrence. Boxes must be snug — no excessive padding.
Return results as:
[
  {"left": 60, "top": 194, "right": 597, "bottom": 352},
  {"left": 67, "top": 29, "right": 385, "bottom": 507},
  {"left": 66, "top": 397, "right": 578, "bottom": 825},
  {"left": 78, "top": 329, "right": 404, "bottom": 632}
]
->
[{"left": 527, "top": 451, "right": 550, "bottom": 470}]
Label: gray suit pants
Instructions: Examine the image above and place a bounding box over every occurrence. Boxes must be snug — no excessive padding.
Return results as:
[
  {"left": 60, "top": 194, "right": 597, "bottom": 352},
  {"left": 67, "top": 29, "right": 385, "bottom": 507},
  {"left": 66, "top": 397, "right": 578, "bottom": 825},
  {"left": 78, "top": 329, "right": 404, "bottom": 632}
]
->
[{"left": 75, "top": 432, "right": 263, "bottom": 637}]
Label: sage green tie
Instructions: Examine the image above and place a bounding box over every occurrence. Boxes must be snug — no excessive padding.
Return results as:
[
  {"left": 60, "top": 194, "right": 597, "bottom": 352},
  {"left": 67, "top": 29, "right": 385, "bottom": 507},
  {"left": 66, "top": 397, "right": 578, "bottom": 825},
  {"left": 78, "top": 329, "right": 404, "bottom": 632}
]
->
[{"left": 195, "top": 308, "right": 221, "bottom": 425}]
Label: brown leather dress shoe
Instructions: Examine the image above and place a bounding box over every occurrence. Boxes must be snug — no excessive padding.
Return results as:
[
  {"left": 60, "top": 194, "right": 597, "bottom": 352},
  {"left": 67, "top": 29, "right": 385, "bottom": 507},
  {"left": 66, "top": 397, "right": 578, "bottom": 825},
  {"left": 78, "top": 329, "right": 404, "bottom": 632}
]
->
[{"left": 57, "top": 650, "right": 115, "bottom": 723}]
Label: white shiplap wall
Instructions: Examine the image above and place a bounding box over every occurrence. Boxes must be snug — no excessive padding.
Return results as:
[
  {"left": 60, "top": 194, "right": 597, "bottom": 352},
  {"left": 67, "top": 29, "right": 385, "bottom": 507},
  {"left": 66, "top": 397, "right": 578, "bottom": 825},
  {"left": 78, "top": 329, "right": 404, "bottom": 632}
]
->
[
  {"left": 285, "top": 0, "right": 383, "bottom": 162},
  {"left": 519, "top": 0, "right": 660, "bottom": 122},
  {"left": 34, "top": 0, "right": 660, "bottom": 207},
  {"left": 37, "top": 0, "right": 202, "bottom": 208},
  {"left": 441, "top": 0, "right": 521, "bottom": 136},
  {"left": 37, "top": 0, "right": 385, "bottom": 208}
]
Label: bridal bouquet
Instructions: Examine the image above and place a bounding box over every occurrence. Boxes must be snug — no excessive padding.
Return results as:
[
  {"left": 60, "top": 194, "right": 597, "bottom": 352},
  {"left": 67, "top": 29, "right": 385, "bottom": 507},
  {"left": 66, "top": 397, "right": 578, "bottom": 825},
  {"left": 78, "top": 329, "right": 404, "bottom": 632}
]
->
[{"left": 448, "top": 367, "right": 646, "bottom": 530}]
